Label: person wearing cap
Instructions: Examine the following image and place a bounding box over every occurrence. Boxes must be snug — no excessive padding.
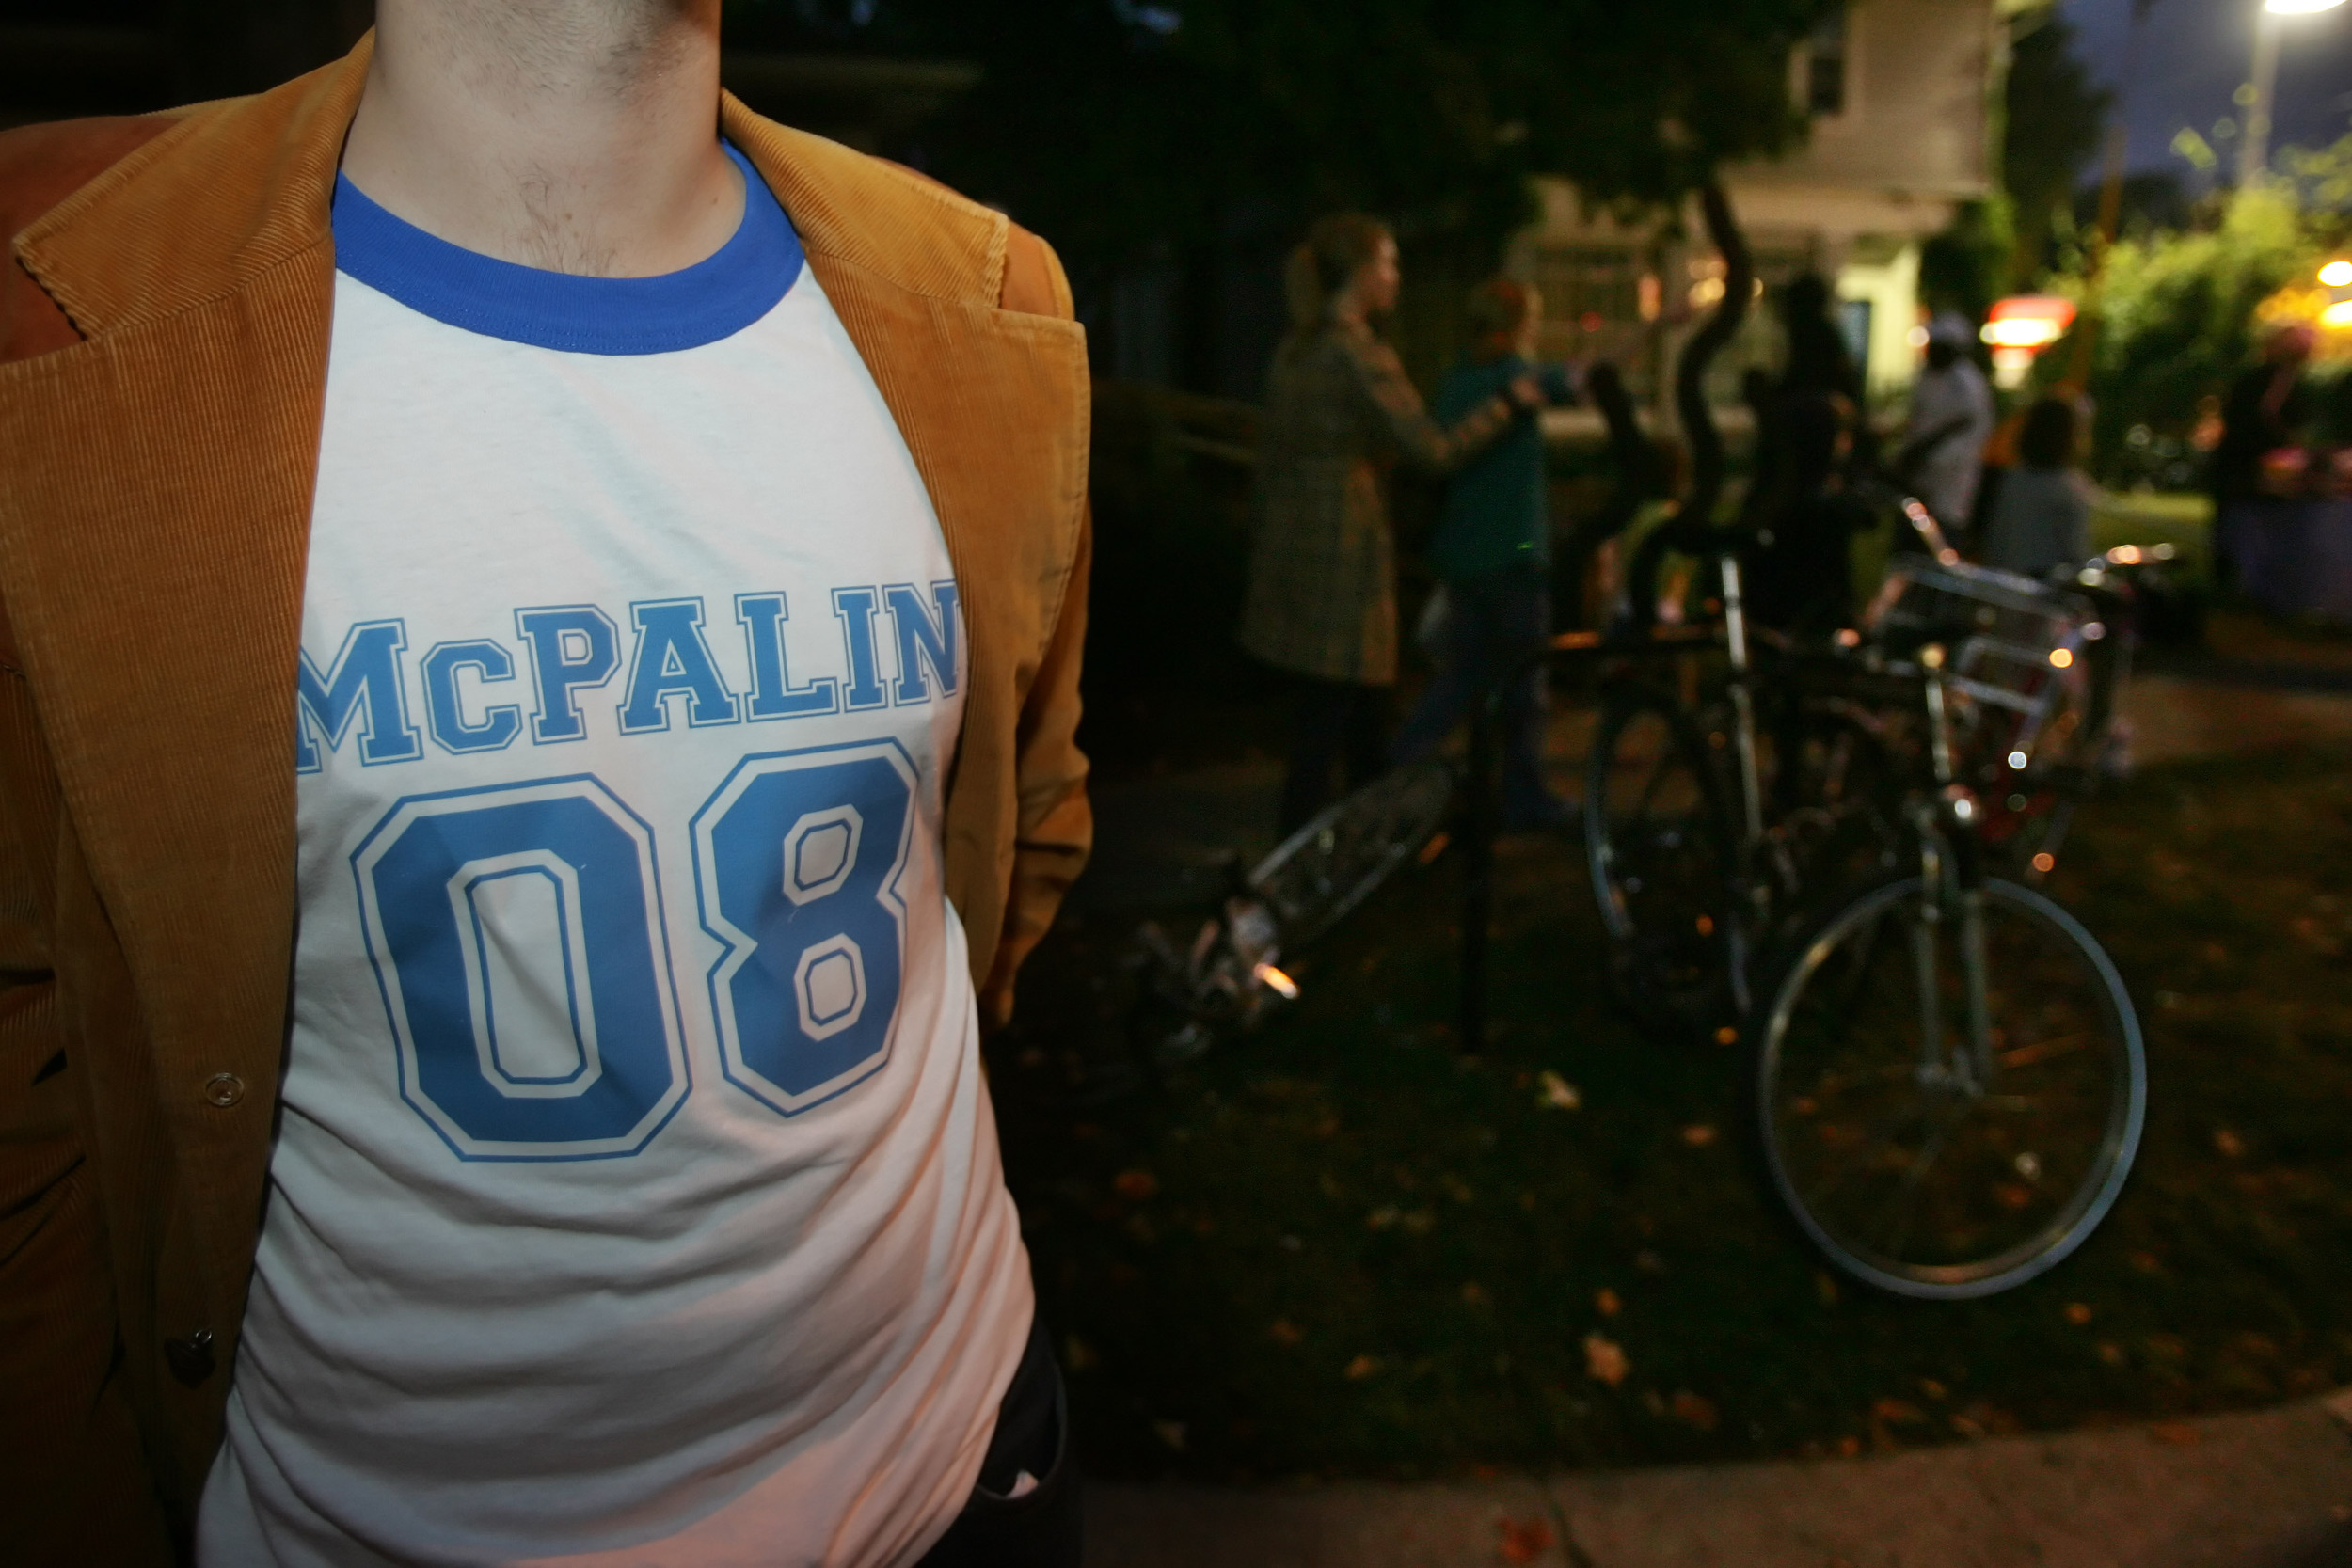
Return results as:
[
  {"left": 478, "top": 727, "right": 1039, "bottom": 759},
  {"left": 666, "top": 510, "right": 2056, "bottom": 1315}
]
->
[{"left": 1900, "top": 312, "right": 1996, "bottom": 537}]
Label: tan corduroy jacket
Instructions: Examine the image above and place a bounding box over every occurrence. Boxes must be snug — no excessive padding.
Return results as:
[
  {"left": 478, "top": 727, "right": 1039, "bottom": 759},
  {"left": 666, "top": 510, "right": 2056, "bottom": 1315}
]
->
[{"left": 0, "top": 40, "right": 1090, "bottom": 1560}]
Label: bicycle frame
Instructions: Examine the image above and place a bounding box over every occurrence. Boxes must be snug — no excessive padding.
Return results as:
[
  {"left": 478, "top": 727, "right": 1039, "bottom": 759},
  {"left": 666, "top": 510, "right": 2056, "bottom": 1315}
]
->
[{"left": 1914, "top": 643, "right": 1996, "bottom": 1092}]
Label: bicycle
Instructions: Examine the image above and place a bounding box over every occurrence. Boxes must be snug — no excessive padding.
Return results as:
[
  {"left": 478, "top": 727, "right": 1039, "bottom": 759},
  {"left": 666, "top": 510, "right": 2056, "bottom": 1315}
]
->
[
  {"left": 1749, "top": 629, "right": 2147, "bottom": 1298},
  {"left": 1583, "top": 508, "right": 1917, "bottom": 1038},
  {"left": 1123, "top": 759, "right": 1457, "bottom": 1069}
]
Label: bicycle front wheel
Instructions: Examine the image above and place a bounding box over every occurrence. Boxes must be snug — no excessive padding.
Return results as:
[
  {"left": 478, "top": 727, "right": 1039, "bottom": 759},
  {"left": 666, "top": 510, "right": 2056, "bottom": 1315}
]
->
[{"left": 1755, "top": 874, "right": 2145, "bottom": 1299}]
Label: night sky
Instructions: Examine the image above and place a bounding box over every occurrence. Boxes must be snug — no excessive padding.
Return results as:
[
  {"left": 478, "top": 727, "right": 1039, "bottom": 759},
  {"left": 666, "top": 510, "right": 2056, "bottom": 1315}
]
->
[{"left": 2059, "top": 0, "right": 2352, "bottom": 182}]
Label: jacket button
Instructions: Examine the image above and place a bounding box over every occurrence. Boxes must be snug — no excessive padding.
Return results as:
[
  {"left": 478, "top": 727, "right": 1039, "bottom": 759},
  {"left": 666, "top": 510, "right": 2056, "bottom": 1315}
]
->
[
  {"left": 202, "top": 1072, "right": 244, "bottom": 1108},
  {"left": 164, "top": 1330, "right": 216, "bottom": 1386}
]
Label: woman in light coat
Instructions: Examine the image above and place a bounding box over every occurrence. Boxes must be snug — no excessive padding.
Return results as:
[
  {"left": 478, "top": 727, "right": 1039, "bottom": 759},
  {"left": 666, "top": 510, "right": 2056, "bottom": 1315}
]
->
[{"left": 1241, "top": 213, "right": 1540, "bottom": 832}]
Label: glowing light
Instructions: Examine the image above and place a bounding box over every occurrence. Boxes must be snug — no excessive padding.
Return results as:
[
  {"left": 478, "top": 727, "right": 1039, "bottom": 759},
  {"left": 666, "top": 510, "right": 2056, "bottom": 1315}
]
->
[
  {"left": 1982, "top": 295, "right": 2077, "bottom": 355},
  {"left": 2049, "top": 647, "right": 2075, "bottom": 669},
  {"left": 2324, "top": 299, "right": 2352, "bottom": 329},
  {"left": 2007, "top": 750, "right": 2030, "bottom": 770},
  {"left": 2032, "top": 851, "right": 2057, "bottom": 874},
  {"left": 2322, "top": 261, "right": 2352, "bottom": 287},
  {"left": 1251, "top": 963, "right": 1300, "bottom": 1001},
  {"left": 1983, "top": 318, "right": 2064, "bottom": 349},
  {"left": 2265, "top": 0, "right": 2344, "bottom": 15},
  {"left": 2106, "top": 545, "right": 2143, "bottom": 565}
]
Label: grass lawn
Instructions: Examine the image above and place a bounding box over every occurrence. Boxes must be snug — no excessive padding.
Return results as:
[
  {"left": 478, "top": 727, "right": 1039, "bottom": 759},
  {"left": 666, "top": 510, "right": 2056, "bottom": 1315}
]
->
[{"left": 992, "top": 745, "right": 2352, "bottom": 1481}]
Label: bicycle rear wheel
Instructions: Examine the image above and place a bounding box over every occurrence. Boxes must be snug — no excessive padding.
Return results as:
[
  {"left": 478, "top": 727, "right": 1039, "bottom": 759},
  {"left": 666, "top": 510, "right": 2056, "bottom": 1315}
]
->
[
  {"left": 1584, "top": 689, "right": 1735, "bottom": 1034},
  {"left": 1754, "top": 873, "right": 2145, "bottom": 1298},
  {"left": 1248, "top": 762, "right": 1454, "bottom": 950}
]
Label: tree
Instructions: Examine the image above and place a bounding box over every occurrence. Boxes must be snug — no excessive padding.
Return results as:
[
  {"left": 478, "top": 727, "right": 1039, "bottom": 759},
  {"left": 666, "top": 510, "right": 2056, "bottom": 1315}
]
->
[
  {"left": 2041, "top": 187, "right": 2322, "bottom": 476},
  {"left": 739, "top": 0, "right": 1842, "bottom": 290},
  {"left": 2001, "top": 8, "right": 2109, "bottom": 287}
]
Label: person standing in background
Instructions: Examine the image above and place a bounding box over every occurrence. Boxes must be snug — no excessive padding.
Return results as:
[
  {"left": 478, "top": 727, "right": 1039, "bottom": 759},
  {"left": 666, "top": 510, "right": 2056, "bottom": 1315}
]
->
[
  {"left": 1390, "top": 278, "right": 1578, "bottom": 831},
  {"left": 1980, "top": 397, "right": 2094, "bottom": 579},
  {"left": 1240, "top": 214, "right": 1542, "bottom": 834},
  {"left": 1743, "top": 276, "right": 1875, "bottom": 634},
  {"left": 2210, "top": 322, "right": 2318, "bottom": 588},
  {"left": 1900, "top": 312, "right": 1995, "bottom": 538}
]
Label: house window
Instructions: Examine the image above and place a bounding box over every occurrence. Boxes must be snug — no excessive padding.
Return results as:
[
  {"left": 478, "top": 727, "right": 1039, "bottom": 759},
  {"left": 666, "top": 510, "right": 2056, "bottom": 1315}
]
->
[{"left": 1805, "top": 5, "right": 1849, "bottom": 118}]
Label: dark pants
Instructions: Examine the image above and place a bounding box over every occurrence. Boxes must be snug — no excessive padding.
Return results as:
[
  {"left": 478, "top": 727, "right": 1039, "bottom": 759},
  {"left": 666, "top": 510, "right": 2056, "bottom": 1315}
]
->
[
  {"left": 1279, "top": 674, "right": 1391, "bottom": 836},
  {"left": 915, "top": 1318, "right": 1081, "bottom": 1568},
  {"left": 1390, "top": 565, "right": 1563, "bottom": 828}
]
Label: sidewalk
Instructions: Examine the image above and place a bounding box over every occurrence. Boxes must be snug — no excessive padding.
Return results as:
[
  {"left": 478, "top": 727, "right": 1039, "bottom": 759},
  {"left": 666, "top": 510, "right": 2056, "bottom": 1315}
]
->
[{"left": 1086, "top": 1392, "right": 2352, "bottom": 1567}]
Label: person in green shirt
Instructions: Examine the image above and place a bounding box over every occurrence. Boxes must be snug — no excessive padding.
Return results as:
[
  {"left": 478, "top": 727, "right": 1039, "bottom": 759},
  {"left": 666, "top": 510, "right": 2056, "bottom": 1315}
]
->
[{"left": 1391, "top": 278, "right": 1579, "bottom": 828}]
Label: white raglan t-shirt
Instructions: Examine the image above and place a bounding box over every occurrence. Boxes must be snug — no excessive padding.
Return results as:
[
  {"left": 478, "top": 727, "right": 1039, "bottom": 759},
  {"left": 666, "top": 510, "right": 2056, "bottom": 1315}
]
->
[{"left": 195, "top": 143, "right": 1033, "bottom": 1568}]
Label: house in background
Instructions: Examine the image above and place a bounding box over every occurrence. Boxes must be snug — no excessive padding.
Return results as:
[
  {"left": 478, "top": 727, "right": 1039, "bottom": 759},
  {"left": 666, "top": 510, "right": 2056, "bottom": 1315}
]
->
[{"left": 1513, "top": 0, "right": 2042, "bottom": 428}]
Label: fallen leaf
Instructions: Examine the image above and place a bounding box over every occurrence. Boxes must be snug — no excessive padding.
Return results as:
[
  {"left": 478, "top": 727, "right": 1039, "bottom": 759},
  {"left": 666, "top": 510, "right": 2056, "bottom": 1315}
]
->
[
  {"left": 1344, "top": 1354, "right": 1381, "bottom": 1381},
  {"left": 1498, "top": 1517, "right": 1556, "bottom": 1564},
  {"left": 1871, "top": 1398, "right": 1925, "bottom": 1425},
  {"left": 1671, "top": 1390, "right": 1720, "bottom": 1431},
  {"left": 1268, "top": 1319, "right": 1303, "bottom": 1346},
  {"left": 1461, "top": 1281, "right": 1491, "bottom": 1307},
  {"left": 2065, "top": 1302, "right": 2094, "bottom": 1326},
  {"left": 1836, "top": 1434, "right": 1862, "bottom": 1458},
  {"left": 2129, "top": 1250, "right": 2164, "bottom": 1275},
  {"left": 1918, "top": 1378, "right": 1948, "bottom": 1401},
  {"left": 1114, "top": 1169, "right": 1159, "bottom": 1202},
  {"left": 1950, "top": 1415, "right": 1985, "bottom": 1438},
  {"left": 1634, "top": 1249, "right": 1665, "bottom": 1275},
  {"left": 1994, "top": 1182, "right": 2034, "bottom": 1211},
  {"left": 1595, "top": 1287, "right": 1622, "bottom": 1318},
  {"left": 1537, "top": 1070, "right": 1581, "bottom": 1110},
  {"left": 1815, "top": 1271, "right": 1839, "bottom": 1307},
  {"left": 1680, "top": 1123, "right": 1719, "bottom": 1148},
  {"left": 2098, "top": 1342, "right": 2126, "bottom": 1367},
  {"left": 2149, "top": 1420, "right": 2200, "bottom": 1446},
  {"left": 1584, "top": 1332, "right": 1630, "bottom": 1387},
  {"left": 1367, "top": 1205, "right": 1401, "bottom": 1230},
  {"left": 1062, "top": 1335, "right": 1096, "bottom": 1372},
  {"left": 2214, "top": 1128, "right": 2246, "bottom": 1159},
  {"left": 1152, "top": 1419, "right": 1186, "bottom": 1451}
]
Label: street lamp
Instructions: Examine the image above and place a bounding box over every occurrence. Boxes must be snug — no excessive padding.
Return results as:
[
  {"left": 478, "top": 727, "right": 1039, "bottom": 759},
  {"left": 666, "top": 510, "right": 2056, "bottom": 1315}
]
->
[{"left": 2241, "top": 0, "right": 2348, "bottom": 187}]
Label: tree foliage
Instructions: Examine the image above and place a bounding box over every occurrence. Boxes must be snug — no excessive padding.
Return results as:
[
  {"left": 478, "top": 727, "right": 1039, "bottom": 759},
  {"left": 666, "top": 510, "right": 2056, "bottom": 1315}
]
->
[
  {"left": 2042, "top": 189, "right": 2323, "bottom": 471},
  {"left": 2001, "top": 9, "right": 2109, "bottom": 287},
  {"left": 735, "top": 0, "right": 1841, "bottom": 280}
]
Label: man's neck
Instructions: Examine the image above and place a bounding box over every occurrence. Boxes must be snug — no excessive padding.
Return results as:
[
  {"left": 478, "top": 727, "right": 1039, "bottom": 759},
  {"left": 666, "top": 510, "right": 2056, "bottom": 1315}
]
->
[{"left": 342, "top": 0, "right": 739, "bottom": 277}]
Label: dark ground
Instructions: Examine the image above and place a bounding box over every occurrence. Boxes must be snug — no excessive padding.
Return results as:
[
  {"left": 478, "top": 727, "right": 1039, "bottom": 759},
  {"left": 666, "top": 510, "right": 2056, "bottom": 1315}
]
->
[{"left": 985, "top": 740, "right": 2352, "bottom": 1486}]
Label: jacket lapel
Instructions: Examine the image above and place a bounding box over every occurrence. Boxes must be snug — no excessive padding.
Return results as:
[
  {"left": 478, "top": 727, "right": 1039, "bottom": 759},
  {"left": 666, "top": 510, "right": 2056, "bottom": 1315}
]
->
[
  {"left": 0, "top": 53, "right": 364, "bottom": 1245},
  {"left": 725, "top": 106, "right": 1090, "bottom": 972}
]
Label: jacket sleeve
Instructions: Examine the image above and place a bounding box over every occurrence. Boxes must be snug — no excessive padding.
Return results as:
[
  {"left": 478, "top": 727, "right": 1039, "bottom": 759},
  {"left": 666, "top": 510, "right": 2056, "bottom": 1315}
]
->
[
  {"left": 978, "top": 226, "right": 1093, "bottom": 1031},
  {"left": 1346, "top": 333, "right": 1518, "bottom": 475}
]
